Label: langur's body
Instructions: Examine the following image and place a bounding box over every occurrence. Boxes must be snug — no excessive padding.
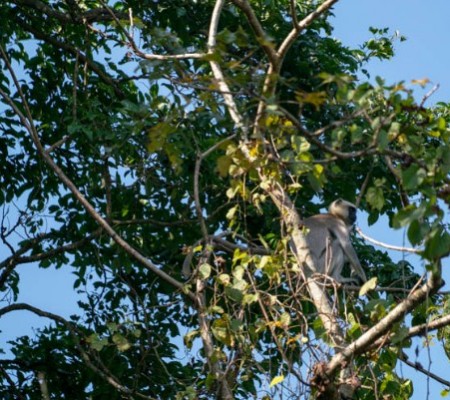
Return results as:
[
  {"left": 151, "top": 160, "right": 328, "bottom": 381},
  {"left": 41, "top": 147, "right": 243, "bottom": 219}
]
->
[{"left": 303, "top": 199, "right": 367, "bottom": 283}]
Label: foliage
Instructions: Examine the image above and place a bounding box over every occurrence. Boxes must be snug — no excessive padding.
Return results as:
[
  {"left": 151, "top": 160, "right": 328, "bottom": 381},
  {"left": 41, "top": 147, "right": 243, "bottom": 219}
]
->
[{"left": 0, "top": 0, "right": 449, "bottom": 399}]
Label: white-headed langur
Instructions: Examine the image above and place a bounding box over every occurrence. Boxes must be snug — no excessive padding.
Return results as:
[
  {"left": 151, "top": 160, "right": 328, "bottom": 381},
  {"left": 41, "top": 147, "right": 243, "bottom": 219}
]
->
[{"left": 303, "top": 199, "right": 367, "bottom": 284}]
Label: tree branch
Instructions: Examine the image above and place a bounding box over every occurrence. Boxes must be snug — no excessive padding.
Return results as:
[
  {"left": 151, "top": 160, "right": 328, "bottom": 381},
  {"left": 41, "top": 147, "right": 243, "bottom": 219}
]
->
[
  {"left": 0, "top": 44, "right": 196, "bottom": 304},
  {"left": 0, "top": 229, "right": 102, "bottom": 289},
  {"left": 230, "top": 0, "right": 278, "bottom": 68},
  {"left": 100, "top": 1, "right": 206, "bottom": 61},
  {"left": 277, "top": 0, "right": 339, "bottom": 62},
  {"left": 355, "top": 226, "right": 421, "bottom": 254},
  {"left": 0, "top": 303, "right": 154, "bottom": 399},
  {"left": 325, "top": 271, "right": 443, "bottom": 376},
  {"left": 399, "top": 351, "right": 450, "bottom": 387}
]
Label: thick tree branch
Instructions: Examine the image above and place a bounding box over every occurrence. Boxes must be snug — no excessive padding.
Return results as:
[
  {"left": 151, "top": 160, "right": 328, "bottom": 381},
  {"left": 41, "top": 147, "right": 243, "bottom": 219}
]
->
[
  {"left": 207, "top": 0, "right": 347, "bottom": 355},
  {"left": 325, "top": 270, "right": 443, "bottom": 376},
  {"left": 207, "top": 0, "right": 248, "bottom": 137}
]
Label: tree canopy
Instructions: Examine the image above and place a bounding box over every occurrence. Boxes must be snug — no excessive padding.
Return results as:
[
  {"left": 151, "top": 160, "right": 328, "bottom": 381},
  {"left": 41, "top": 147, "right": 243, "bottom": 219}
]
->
[{"left": 0, "top": 0, "right": 449, "bottom": 399}]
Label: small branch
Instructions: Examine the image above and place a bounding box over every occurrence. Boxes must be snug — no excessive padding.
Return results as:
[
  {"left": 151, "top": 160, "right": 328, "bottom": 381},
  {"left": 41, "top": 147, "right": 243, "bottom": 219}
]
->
[
  {"left": 279, "top": 105, "right": 377, "bottom": 159},
  {"left": 212, "top": 236, "right": 269, "bottom": 255},
  {"left": 383, "top": 155, "right": 410, "bottom": 207},
  {"left": 368, "top": 313, "right": 450, "bottom": 352},
  {"left": 0, "top": 229, "right": 102, "bottom": 289},
  {"left": 277, "top": 0, "right": 339, "bottom": 62},
  {"left": 207, "top": 0, "right": 248, "bottom": 137},
  {"left": 356, "top": 169, "right": 373, "bottom": 208},
  {"left": 13, "top": 16, "right": 124, "bottom": 98},
  {"left": 102, "top": 157, "right": 113, "bottom": 219},
  {"left": 0, "top": 365, "right": 26, "bottom": 400},
  {"left": 289, "top": 0, "right": 299, "bottom": 27},
  {"left": 399, "top": 351, "right": 450, "bottom": 387},
  {"left": 419, "top": 84, "right": 440, "bottom": 108},
  {"left": 230, "top": 0, "right": 278, "bottom": 67},
  {"left": 194, "top": 153, "right": 209, "bottom": 239},
  {"left": 355, "top": 227, "right": 421, "bottom": 254},
  {"left": 111, "top": 217, "right": 196, "bottom": 227},
  {"left": 407, "top": 314, "right": 450, "bottom": 339},
  {"left": 193, "top": 133, "right": 238, "bottom": 241},
  {"left": 100, "top": 1, "right": 206, "bottom": 61},
  {"left": 44, "top": 135, "right": 72, "bottom": 155},
  {"left": 36, "top": 371, "right": 50, "bottom": 400}
]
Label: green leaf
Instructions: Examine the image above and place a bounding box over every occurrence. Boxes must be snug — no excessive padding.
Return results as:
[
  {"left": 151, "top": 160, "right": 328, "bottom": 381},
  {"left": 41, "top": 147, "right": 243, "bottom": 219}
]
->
[
  {"left": 407, "top": 219, "right": 423, "bottom": 246},
  {"left": 199, "top": 263, "right": 212, "bottom": 279},
  {"left": 390, "top": 326, "right": 409, "bottom": 344},
  {"left": 424, "top": 228, "right": 450, "bottom": 259},
  {"left": 216, "top": 155, "right": 232, "bottom": 177},
  {"left": 87, "top": 334, "right": 108, "bottom": 352},
  {"left": 217, "top": 273, "right": 231, "bottom": 285},
  {"left": 112, "top": 333, "right": 131, "bottom": 352},
  {"left": 225, "top": 286, "right": 244, "bottom": 303},
  {"left": 366, "top": 187, "right": 385, "bottom": 210},
  {"left": 183, "top": 330, "right": 199, "bottom": 349},
  {"left": 242, "top": 293, "right": 259, "bottom": 305},
  {"left": 402, "top": 165, "right": 426, "bottom": 190},
  {"left": 212, "top": 316, "right": 233, "bottom": 346},
  {"left": 392, "top": 204, "right": 426, "bottom": 228}
]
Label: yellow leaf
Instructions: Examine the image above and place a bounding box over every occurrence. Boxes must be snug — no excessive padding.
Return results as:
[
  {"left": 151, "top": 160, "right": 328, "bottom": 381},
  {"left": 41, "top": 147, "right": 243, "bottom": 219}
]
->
[
  {"left": 411, "top": 78, "right": 430, "bottom": 87},
  {"left": 295, "top": 90, "right": 327, "bottom": 110},
  {"left": 264, "top": 115, "right": 279, "bottom": 127},
  {"left": 269, "top": 375, "right": 285, "bottom": 387},
  {"left": 216, "top": 155, "right": 232, "bottom": 177},
  {"left": 359, "top": 277, "right": 377, "bottom": 296}
]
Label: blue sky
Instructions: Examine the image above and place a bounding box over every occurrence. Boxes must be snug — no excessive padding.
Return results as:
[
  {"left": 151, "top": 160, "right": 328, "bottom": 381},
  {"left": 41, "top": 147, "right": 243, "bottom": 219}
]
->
[
  {"left": 333, "top": 2, "right": 450, "bottom": 399},
  {"left": 1, "top": 1, "right": 450, "bottom": 399},
  {"left": 333, "top": 0, "right": 450, "bottom": 103}
]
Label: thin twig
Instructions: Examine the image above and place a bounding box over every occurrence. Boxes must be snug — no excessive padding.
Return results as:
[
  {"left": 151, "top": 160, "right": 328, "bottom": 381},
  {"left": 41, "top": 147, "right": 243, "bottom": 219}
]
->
[
  {"left": 399, "top": 351, "right": 450, "bottom": 387},
  {"left": 419, "top": 84, "right": 440, "bottom": 108},
  {"left": 101, "top": 0, "right": 205, "bottom": 61}
]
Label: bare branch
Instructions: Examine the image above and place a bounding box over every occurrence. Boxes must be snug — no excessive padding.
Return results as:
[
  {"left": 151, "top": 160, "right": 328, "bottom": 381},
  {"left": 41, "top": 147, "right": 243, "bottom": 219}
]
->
[
  {"left": 207, "top": 0, "right": 248, "bottom": 137},
  {"left": 419, "top": 84, "right": 440, "bottom": 108},
  {"left": 277, "top": 0, "right": 339, "bottom": 62},
  {"left": 355, "top": 226, "right": 421, "bottom": 254},
  {"left": 407, "top": 314, "right": 450, "bottom": 339},
  {"left": 399, "top": 351, "right": 450, "bottom": 387},
  {"left": 100, "top": 1, "right": 206, "bottom": 61}
]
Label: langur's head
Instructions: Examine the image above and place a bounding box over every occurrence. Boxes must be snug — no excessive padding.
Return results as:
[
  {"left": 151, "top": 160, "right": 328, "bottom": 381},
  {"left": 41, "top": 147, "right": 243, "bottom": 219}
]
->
[{"left": 328, "top": 199, "right": 357, "bottom": 226}]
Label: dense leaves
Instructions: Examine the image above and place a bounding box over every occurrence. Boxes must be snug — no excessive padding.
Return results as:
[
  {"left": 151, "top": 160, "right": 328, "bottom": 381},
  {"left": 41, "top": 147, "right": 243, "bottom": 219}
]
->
[{"left": 0, "top": 1, "right": 449, "bottom": 399}]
